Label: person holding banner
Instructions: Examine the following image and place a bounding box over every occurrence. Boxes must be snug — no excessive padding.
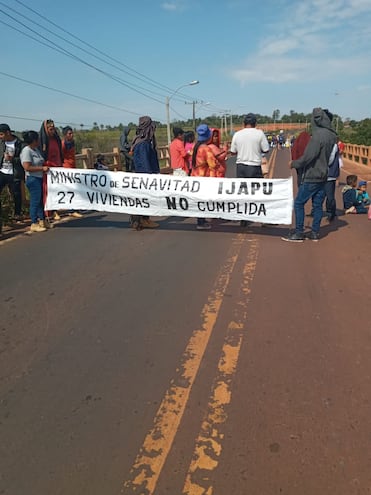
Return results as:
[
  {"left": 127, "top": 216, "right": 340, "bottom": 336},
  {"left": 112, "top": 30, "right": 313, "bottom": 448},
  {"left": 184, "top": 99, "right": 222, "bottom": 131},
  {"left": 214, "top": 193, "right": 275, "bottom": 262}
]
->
[
  {"left": 20, "top": 131, "right": 49, "bottom": 233},
  {"left": 230, "top": 113, "right": 270, "bottom": 227},
  {"left": 130, "top": 116, "right": 160, "bottom": 230},
  {"left": 192, "top": 124, "right": 217, "bottom": 230},
  {"left": 39, "top": 119, "right": 63, "bottom": 223},
  {"left": 209, "top": 128, "right": 228, "bottom": 178}
]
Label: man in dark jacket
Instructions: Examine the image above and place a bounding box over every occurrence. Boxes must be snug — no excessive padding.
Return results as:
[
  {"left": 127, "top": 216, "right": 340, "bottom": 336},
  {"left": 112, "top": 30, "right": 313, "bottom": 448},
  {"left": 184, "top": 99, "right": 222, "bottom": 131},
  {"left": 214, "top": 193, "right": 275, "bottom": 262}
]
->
[
  {"left": 120, "top": 126, "right": 133, "bottom": 172},
  {"left": 0, "top": 123, "right": 24, "bottom": 234},
  {"left": 282, "top": 108, "right": 337, "bottom": 242}
]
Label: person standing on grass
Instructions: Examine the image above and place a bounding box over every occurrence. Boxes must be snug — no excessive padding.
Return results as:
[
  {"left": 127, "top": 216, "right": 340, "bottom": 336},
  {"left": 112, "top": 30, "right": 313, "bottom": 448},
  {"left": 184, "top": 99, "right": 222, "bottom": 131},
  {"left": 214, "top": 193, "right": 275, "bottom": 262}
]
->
[
  {"left": 0, "top": 123, "right": 24, "bottom": 235},
  {"left": 282, "top": 107, "right": 337, "bottom": 242}
]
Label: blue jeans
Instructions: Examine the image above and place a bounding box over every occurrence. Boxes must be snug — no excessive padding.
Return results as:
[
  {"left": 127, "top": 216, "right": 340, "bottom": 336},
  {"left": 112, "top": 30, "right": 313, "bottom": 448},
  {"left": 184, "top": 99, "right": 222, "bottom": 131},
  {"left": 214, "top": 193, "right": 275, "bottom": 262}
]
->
[
  {"left": 26, "top": 176, "right": 44, "bottom": 223},
  {"left": 294, "top": 182, "right": 326, "bottom": 234}
]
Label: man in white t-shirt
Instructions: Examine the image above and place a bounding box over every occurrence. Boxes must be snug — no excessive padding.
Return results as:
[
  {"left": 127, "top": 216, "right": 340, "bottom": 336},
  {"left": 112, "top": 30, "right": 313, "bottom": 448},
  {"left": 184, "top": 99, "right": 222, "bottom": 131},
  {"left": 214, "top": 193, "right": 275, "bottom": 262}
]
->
[
  {"left": 230, "top": 113, "right": 270, "bottom": 226},
  {"left": 230, "top": 113, "right": 270, "bottom": 178}
]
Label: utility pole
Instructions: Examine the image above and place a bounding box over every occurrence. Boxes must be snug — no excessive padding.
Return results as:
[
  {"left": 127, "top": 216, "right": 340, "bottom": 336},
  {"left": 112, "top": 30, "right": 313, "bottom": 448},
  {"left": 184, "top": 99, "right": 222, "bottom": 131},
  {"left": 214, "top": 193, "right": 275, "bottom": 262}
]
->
[
  {"left": 185, "top": 100, "right": 205, "bottom": 130},
  {"left": 166, "top": 80, "right": 199, "bottom": 146}
]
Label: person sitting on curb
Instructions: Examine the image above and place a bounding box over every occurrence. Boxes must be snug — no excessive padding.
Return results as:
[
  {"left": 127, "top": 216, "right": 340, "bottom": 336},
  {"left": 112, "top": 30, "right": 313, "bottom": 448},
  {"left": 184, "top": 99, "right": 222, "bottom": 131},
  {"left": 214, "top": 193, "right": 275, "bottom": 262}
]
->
[
  {"left": 356, "top": 180, "right": 370, "bottom": 206},
  {"left": 342, "top": 175, "right": 369, "bottom": 214}
]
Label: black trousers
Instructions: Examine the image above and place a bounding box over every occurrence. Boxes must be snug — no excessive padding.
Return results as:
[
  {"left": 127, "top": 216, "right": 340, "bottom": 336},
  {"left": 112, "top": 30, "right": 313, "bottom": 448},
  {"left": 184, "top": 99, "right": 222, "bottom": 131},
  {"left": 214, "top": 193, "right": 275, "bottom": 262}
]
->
[
  {"left": 236, "top": 163, "right": 263, "bottom": 179},
  {"left": 324, "top": 180, "right": 336, "bottom": 219}
]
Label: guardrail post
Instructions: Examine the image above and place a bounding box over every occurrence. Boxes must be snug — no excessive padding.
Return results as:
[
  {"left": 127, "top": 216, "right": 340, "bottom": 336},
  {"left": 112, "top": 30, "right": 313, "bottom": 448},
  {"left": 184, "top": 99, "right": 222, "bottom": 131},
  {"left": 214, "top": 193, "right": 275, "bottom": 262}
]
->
[{"left": 81, "top": 148, "right": 94, "bottom": 168}]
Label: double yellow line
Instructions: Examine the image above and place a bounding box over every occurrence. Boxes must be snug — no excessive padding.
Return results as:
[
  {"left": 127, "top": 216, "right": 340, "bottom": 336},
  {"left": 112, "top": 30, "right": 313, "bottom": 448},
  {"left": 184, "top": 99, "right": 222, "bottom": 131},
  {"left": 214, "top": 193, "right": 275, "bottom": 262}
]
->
[{"left": 123, "top": 234, "right": 259, "bottom": 494}]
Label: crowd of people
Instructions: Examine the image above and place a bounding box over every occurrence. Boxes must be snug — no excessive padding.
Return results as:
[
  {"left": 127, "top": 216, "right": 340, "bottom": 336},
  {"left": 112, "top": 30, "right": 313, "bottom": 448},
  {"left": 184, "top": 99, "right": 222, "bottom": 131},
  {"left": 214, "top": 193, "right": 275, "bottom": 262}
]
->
[
  {"left": 1, "top": 108, "right": 369, "bottom": 238},
  {"left": 0, "top": 120, "right": 83, "bottom": 236}
]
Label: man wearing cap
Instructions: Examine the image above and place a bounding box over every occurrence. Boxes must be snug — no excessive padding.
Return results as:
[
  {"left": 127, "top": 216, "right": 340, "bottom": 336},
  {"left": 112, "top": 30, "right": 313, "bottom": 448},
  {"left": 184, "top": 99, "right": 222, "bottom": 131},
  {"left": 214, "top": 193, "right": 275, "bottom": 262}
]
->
[
  {"left": 0, "top": 123, "right": 25, "bottom": 234},
  {"left": 230, "top": 113, "right": 270, "bottom": 226},
  {"left": 169, "top": 127, "right": 189, "bottom": 176}
]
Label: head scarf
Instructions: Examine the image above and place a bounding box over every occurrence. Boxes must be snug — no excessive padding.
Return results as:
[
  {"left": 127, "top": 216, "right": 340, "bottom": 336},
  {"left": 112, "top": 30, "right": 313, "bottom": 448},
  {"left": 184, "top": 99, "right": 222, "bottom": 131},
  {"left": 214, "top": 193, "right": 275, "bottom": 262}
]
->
[{"left": 131, "top": 116, "right": 157, "bottom": 150}]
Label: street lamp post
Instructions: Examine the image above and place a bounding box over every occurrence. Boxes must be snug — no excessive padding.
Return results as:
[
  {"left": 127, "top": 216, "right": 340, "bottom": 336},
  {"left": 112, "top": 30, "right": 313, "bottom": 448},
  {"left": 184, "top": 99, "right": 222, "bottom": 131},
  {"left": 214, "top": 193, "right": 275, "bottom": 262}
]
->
[{"left": 166, "top": 80, "right": 199, "bottom": 145}]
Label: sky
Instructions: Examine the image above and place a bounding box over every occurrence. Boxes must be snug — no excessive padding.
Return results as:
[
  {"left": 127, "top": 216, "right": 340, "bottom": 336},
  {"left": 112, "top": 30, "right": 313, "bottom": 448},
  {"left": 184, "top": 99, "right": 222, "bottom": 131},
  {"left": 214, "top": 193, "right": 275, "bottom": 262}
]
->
[{"left": 1, "top": 0, "right": 371, "bottom": 132}]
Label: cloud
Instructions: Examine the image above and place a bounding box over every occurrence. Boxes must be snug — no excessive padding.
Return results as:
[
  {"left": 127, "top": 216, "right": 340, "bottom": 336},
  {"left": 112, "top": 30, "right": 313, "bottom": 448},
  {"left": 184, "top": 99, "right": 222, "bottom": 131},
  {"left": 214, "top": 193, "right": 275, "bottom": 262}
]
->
[
  {"left": 161, "top": 1, "right": 186, "bottom": 11},
  {"left": 230, "top": 0, "right": 371, "bottom": 85}
]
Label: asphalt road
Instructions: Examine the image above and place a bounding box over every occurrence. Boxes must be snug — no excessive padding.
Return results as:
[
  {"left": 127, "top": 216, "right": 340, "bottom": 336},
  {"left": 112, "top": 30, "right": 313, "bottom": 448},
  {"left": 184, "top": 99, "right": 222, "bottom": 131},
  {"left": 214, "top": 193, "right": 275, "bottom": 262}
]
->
[{"left": 1, "top": 151, "right": 371, "bottom": 495}]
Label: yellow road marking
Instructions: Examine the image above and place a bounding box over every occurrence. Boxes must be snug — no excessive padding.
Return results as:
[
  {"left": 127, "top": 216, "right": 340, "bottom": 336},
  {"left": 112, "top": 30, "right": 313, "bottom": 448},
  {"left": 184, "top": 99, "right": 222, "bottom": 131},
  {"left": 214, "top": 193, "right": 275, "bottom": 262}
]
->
[
  {"left": 183, "top": 238, "right": 259, "bottom": 495},
  {"left": 122, "top": 235, "right": 246, "bottom": 494}
]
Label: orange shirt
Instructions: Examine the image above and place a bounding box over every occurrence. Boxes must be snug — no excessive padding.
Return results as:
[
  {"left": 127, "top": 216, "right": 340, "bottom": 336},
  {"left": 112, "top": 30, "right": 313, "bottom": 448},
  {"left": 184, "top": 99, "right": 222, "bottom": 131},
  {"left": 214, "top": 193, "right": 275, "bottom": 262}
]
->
[
  {"left": 62, "top": 140, "right": 76, "bottom": 168},
  {"left": 169, "top": 137, "right": 188, "bottom": 171},
  {"left": 191, "top": 144, "right": 217, "bottom": 177}
]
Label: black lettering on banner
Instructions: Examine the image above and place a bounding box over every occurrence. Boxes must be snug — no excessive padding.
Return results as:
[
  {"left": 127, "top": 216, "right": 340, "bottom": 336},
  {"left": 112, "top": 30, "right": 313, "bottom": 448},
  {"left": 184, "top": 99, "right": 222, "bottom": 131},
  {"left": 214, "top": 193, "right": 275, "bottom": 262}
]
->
[
  {"left": 165, "top": 197, "right": 189, "bottom": 211},
  {"left": 110, "top": 180, "right": 119, "bottom": 187},
  {"left": 57, "top": 191, "right": 75, "bottom": 204}
]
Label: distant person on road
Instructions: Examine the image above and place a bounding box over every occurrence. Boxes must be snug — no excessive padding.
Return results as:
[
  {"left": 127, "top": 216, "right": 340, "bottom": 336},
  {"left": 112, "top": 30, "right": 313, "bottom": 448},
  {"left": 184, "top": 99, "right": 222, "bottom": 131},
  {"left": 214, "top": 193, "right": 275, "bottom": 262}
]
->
[
  {"left": 20, "top": 130, "right": 50, "bottom": 233},
  {"left": 209, "top": 128, "right": 228, "bottom": 178},
  {"left": 130, "top": 116, "right": 160, "bottom": 230},
  {"left": 120, "top": 126, "right": 133, "bottom": 172},
  {"left": 169, "top": 127, "right": 189, "bottom": 176},
  {"left": 282, "top": 107, "right": 337, "bottom": 242},
  {"left": 342, "top": 175, "right": 369, "bottom": 214},
  {"left": 230, "top": 113, "right": 269, "bottom": 226},
  {"left": 191, "top": 124, "right": 217, "bottom": 230},
  {"left": 0, "top": 123, "right": 24, "bottom": 234}
]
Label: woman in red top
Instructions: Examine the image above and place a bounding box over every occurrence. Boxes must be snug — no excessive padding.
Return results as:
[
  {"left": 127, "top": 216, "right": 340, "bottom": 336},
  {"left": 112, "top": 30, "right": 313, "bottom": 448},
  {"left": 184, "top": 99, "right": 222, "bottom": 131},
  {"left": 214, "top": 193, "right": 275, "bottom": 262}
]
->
[
  {"left": 39, "top": 119, "right": 63, "bottom": 222},
  {"left": 208, "top": 128, "right": 228, "bottom": 177},
  {"left": 62, "top": 126, "right": 76, "bottom": 168}
]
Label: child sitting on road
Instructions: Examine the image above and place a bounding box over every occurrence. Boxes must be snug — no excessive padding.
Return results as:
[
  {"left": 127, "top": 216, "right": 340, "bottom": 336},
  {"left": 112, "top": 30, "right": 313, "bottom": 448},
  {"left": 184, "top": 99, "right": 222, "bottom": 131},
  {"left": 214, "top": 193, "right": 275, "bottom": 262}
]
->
[
  {"left": 342, "top": 175, "right": 368, "bottom": 214},
  {"left": 356, "top": 180, "right": 370, "bottom": 206}
]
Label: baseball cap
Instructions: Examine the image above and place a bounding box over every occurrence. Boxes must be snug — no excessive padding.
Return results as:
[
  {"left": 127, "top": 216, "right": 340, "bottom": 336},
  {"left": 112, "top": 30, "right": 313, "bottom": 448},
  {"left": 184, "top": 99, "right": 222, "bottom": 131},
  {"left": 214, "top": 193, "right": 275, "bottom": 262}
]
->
[{"left": 0, "top": 123, "right": 11, "bottom": 133}]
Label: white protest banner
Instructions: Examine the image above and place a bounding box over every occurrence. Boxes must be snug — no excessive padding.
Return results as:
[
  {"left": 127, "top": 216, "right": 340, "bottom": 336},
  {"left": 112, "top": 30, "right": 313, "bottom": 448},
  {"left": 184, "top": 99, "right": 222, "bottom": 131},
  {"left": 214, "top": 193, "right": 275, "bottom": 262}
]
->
[{"left": 46, "top": 168, "right": 293, "bottom": 224}]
